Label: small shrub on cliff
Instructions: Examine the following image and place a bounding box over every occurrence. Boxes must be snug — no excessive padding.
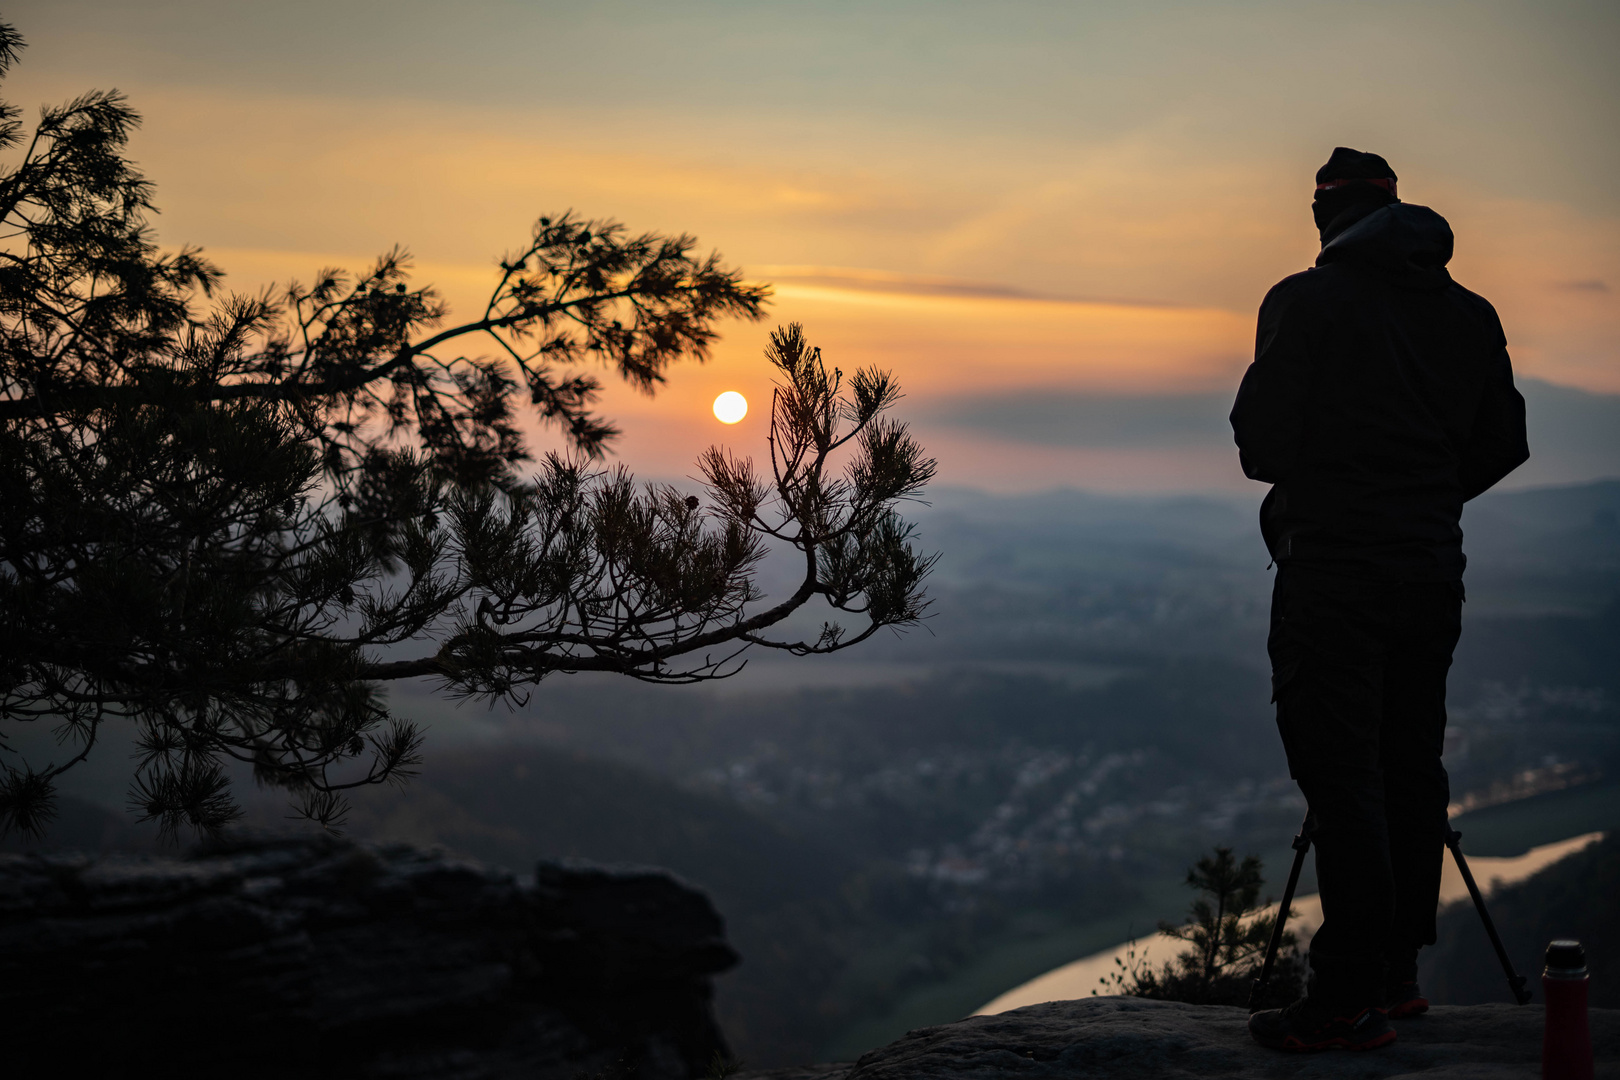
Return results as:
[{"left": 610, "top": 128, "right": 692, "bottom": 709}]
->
[{"left": 1097, "top": 846, "right": 1306, "bottom": 1008}]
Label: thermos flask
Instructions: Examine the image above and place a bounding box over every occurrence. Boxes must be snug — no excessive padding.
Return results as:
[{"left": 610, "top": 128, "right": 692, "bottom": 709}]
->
[{"left": 1542, "top": 939, "right": 1592, "bottom": 1080}]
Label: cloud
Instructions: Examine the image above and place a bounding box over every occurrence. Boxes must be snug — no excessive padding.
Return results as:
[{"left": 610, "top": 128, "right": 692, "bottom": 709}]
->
[
  {"left": 752, "top": 266, "right": 1187, "bottom": 307},
  {"left": 755, "top": 266, "right": 1046, "bottom": 302},
  {"left": 1556, "top": 279, "right": 1609, "bottom": 293}
]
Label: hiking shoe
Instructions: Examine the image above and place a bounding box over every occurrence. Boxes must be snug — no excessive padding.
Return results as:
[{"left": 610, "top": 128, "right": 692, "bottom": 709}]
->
[
  {"left": 1249, "top": 997, "right": 1396, "bottom": 1052},
  {"left": 1384, "top": 980, "right": 1429, "bottom": 1019}
]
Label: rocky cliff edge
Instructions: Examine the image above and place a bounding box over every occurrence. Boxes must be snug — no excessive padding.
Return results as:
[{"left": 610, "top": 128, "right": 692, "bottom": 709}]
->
[
  {"left": 752, "top": 997, "right": 1620, "bottom": 1080},
  {"left": 0, "top": 834, "right": 736, "bottom": 1078}
]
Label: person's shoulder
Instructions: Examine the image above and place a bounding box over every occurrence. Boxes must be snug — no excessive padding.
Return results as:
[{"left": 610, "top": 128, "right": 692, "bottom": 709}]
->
[
  {"left": 1443, "top": 279, "right": 1503, "bottom": 321},
  {"left": 1259, "top": 266, "right": 1340, "bottom": 315},
  {"left": 1441, "top": 279, "right": 1508, "bottom": 343}
]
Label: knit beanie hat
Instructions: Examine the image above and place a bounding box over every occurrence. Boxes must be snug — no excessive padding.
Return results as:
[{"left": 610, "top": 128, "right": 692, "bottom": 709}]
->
[
  {"left": 1313, "top": 147, "right": 1399, "bottom": 237},
  {"left": 1315, "top": 146, "right": 1398, "bottom": 195}
]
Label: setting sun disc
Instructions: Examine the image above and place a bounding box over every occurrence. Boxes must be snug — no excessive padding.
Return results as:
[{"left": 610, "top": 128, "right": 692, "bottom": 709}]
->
[{"left": 713, "top": 391, "right": 747, "bottom": 424}]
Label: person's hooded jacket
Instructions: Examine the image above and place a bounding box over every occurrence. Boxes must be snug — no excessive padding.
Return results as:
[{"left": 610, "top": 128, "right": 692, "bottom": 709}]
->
[{"left": 1230, "top": 200, "right": 1529, "bottom": 581}]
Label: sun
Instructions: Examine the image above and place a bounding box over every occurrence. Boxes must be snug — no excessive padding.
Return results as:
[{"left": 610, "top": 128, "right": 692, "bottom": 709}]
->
[{"left": 712, "top": 391, "right": 748, "bottom": 424}]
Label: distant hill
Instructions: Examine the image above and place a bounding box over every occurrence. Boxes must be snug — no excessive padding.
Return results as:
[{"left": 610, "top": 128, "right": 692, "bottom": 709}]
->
[
  {"left": 1423, "top": 831, "right": 1619, "bottom": 1008},
  {"left": 1453, "top": 600, "right": 1620, "bottom": 694},
  {"left": 340, "top": 742, "right": 853, "bottom": 916},
  {"left": 330, "top": 743, "right": 882, "bottom": 1064},
  {"left": 1460, "top": 478, "right": 1620, "bottom": 616},
  {"left": 917, "top": 376, "right": 1620, "bottom": 490},
  {"left": 1513, "top": 380, "right": 1620, "bottom": 490},
  {"left": 7, "top": 476, "right": 1616, "bottom": 1067}
]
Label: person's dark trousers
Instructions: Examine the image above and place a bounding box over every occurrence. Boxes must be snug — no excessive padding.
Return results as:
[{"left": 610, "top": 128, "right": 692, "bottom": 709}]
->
[{"left": 1267, "top": 563, "right": 1463, "bottom": 1008}]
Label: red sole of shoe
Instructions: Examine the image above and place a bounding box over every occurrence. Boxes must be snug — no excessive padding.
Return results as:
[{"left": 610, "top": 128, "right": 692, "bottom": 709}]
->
[{"left": 1387, "top": 999, "right": 1429, "bottom": 1019}]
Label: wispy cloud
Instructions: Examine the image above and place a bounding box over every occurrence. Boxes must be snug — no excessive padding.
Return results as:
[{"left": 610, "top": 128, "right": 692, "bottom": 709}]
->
[{"left": 752, "top": 266, "right": 1190, "bottom": 308}]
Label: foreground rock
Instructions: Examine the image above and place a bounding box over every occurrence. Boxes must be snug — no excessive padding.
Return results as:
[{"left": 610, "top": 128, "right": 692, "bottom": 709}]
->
[
  {"left": 838, "top": 997, "right": 1620, "bottom": 1079},
  {"left": 0, "top": 834, "right": 736, "bottom": 1078}
]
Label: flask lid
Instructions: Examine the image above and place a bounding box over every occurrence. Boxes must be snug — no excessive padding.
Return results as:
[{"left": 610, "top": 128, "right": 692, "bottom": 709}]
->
[{"left": 1545, "top": 939, "right": 1587, "bottom": 975}]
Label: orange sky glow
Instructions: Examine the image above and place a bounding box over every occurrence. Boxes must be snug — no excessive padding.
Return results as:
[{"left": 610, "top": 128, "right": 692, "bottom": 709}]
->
[{"left": 7, "top": 0, "right": 1617, "bottom": 492}]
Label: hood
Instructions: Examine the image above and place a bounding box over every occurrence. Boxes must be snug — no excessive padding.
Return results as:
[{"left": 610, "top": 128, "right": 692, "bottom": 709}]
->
[{"left": 1316, "top": 203, "right": 1454, "bottom": 290}]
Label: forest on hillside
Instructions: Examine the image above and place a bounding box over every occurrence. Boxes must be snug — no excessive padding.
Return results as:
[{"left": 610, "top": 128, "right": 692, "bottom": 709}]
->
[{"left": 14, "top": 479, "right": 1619, "bottom": 1064}]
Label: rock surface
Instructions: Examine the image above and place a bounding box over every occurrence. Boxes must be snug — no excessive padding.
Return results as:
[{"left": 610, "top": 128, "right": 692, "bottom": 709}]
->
[
  {"left": 0, "top": 834, "right": 737, "bottom": 1079},
  {"left": 835, "top": 997, "right": 1620, "bottom": 1079}
]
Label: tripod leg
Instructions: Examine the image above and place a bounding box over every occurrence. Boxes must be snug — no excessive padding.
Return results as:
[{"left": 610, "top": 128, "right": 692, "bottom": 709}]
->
[
  {"left": 1248, "top": 812, "right": 1313, "bottom": 1012},
  {"left": 1444, "top": 827, "right": 1532, "bottom": 1005}
]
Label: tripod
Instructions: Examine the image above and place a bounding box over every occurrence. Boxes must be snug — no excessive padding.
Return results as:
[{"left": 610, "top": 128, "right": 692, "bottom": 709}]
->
[{"left": 1246, "top": 813, "right": 1533, "bottom": 1011}]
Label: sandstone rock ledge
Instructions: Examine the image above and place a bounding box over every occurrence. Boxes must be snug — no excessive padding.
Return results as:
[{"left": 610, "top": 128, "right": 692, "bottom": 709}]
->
[
  {"left": 0, "top": 835, "right": 737, "bottom": 1079},
  {"left": 830, "top": 997, "right": 1620, "bottom": 1080}
]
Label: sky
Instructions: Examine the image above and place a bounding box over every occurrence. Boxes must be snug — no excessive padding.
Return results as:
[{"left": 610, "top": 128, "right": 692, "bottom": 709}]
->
[{"left": 7, "top": 0, "right": 1618, "bottom": 492}]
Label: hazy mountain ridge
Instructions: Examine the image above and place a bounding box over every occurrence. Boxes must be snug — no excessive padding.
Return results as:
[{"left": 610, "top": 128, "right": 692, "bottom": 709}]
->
[
  {"left": 919, "top": 378, "right": 1620, "bottom": 491},
  {"left": 9, "top": 478, "right": 1617, "bottom": 1065}
]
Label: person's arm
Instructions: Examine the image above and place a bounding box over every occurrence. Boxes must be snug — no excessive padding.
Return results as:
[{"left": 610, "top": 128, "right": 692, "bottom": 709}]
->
[
  {"left": 1459, "top": 306, "right": 1529, "bottom": 501},
  {"left": 1230, "top": 281, "right": 1311, "bottom": 484}
]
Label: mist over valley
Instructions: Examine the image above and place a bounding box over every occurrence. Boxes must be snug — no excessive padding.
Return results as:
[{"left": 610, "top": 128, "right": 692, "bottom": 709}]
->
[{"left": 19, "top": 478, "right": 1618, "bottom": 1063}]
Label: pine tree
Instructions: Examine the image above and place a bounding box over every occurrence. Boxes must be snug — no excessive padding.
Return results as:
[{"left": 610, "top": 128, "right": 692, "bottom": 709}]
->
[
  {"left": 1097, "top": 846, "right": 1305, "bottom": 1007},
  {"left": 0, "top": 22, "right": 936, "bottom": 839}
]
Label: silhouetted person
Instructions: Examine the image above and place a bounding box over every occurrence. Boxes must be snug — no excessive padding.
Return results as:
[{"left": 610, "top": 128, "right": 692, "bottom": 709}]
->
[{"left": 1232, "top": 147, "right": 1529, "bottom": 1051}]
